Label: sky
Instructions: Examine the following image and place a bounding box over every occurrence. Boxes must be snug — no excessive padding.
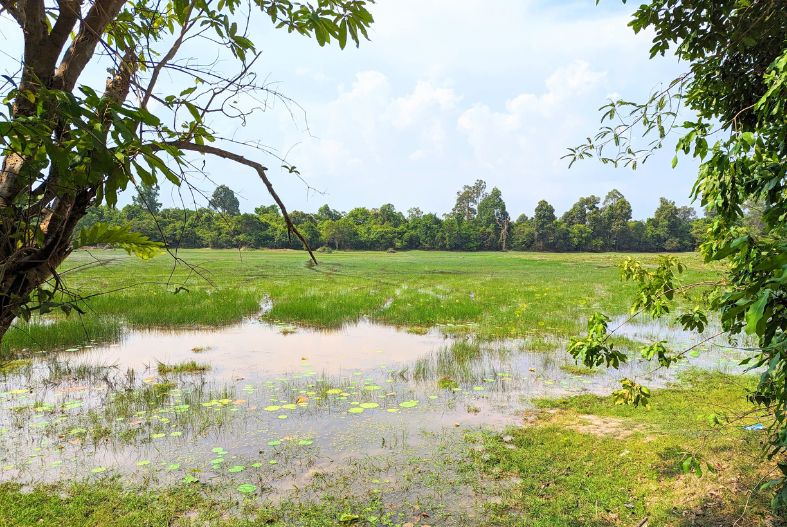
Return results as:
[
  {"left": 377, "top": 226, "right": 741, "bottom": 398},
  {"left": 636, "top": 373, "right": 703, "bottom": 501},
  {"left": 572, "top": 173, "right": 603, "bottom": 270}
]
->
[{"left": 0, "top": 0, "right": 700, "bottom": 220}]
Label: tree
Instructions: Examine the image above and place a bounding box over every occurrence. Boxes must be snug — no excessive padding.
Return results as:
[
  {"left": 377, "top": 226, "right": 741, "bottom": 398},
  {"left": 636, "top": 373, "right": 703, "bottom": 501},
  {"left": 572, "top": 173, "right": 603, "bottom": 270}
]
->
[
  {"left": 132, "top": 184, "right": 162, "bottom": 215},
  {"left": 647, "top": 197, "right": 695, "bottom": 251},
  {"left": 532, "top": 200, "right": 556, "bottom": 251},
  {"left": 566, "top": 0, "right": 787, "bottom": 505},
  {"left": 316, "top": 204, "right": 342, "bottom": 222},
  {"left": 561, "top": 195, "right": 600, "bottom": 227},
  {"left": 562, "top": 195, "right": 601, "bottom": 250},
  {"left": 210, "top": 185, "right": 241, "bottom": 216},
  {"left": 451, "top": 179, "right": 487, "bottom": 221},
  {"left": 511, "top": 215, "right": 535, "bottom": 251},
  {"left": 600, "top": 189, "right": 632, "bottom": 251},
  {"left": 0, "top": 0, "right": 374, "bottom": 339},
  {"left": 476, "top": 187, "right": 510, "bottom": 250}
]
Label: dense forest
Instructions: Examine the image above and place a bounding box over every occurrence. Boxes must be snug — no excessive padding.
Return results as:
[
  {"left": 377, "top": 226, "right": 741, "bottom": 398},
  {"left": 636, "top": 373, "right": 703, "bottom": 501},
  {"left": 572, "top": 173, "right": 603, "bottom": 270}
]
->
[{"left": 80, "top": 180, "right": 706, "bottom": 252}]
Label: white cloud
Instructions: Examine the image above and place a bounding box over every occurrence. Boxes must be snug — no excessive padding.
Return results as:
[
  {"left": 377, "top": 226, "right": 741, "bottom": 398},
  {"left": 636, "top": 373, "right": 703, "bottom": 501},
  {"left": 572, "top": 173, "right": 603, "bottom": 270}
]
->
[
  {"left": 130, "top": 0, "right": 699, "bottom": 218},
  {"left": 389, "top": 81, "right": 461, "bottom": 128},
  {"left": 457, "top": 61, "right": 606, "bottom": 169}
]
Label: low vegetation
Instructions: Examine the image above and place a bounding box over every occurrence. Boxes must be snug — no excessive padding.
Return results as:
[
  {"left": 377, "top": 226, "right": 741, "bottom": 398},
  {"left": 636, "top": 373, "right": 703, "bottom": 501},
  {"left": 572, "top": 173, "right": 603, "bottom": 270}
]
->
[
  {"left": 156, "top": 360, "right": 211, "bottom": 375},
  {"left": 1, "top": 250, "right": 716, "bottom": 354},
  {"left": 1, "top": 371, "right": 774, "bottom": 527},
  {"left": 470, "top": 372, "right": 774, "bottom": 526}
]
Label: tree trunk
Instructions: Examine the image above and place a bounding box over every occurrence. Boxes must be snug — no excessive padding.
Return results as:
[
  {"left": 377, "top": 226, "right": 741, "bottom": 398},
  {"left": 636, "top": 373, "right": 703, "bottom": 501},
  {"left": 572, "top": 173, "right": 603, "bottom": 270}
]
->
[{"left": 0, "top": 309, "right": 15, "bottom": 346}]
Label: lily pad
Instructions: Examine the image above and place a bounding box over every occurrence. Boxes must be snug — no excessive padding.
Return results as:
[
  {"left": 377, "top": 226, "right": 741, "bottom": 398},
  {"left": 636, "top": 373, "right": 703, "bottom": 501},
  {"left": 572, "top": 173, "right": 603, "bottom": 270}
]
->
[{"left": 237, "top": 483, "right": 256, "bottom": 494}]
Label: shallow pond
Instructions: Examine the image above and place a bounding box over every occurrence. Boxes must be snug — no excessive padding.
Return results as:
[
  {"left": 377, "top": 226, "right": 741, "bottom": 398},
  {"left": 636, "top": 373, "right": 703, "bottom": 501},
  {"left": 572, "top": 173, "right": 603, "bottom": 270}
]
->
[{"left": 0, "top": 316, "right": 747, "bottom": 500}]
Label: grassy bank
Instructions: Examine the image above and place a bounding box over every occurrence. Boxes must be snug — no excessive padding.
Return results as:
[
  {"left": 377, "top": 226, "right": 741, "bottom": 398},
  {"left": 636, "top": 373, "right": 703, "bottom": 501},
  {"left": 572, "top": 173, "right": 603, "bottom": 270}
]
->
[
  {"left": 1, "top": 372, "right": 775, "bottom": 527},
  {"left": 2, "top": 249, "right": 717, "bottom": 353}
]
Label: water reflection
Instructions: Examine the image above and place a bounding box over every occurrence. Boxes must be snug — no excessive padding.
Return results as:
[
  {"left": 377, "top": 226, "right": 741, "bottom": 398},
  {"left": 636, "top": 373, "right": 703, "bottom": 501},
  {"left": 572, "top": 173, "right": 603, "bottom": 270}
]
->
[{"left": 0, "top": 317, "right": 747, "bottom": 494}]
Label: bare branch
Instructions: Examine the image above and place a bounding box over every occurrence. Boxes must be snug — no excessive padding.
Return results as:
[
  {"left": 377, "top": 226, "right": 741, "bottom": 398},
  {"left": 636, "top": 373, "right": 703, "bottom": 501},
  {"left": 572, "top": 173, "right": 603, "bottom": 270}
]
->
[
  {"left": 159, "top": 141, "right": 317, "bottom": 263},
  {"left": 140, "top": 4, "right": 197, "bottom": 109}
]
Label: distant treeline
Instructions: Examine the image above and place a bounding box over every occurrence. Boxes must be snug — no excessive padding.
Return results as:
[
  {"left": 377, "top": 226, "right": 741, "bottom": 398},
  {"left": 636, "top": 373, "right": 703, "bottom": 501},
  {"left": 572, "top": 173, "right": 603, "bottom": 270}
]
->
[{"left": 80, "top": 180, "right": 707, "bottom": 252}]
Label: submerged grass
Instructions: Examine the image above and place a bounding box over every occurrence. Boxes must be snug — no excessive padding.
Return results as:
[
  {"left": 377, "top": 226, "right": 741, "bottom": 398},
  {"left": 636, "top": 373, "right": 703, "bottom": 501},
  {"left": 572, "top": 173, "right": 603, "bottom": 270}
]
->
[
  {"left": 0, "top": 372, "right": 775, "bottom": 527},
  {"left": 2, "top": 249, "right": 718, "bottom": 354}
]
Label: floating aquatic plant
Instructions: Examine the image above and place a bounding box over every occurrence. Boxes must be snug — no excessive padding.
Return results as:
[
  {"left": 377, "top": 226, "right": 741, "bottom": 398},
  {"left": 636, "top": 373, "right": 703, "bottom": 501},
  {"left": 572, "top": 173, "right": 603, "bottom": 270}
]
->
[{"left": 237, "top": 483, "right": 256, "bottom": 494}]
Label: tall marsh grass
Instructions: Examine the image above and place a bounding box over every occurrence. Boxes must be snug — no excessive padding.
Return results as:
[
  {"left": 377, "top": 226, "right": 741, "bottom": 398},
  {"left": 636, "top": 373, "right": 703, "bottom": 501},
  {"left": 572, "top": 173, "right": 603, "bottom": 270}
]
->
[{"left": 1, "top": 249, "right": 718, "bottom": 354}]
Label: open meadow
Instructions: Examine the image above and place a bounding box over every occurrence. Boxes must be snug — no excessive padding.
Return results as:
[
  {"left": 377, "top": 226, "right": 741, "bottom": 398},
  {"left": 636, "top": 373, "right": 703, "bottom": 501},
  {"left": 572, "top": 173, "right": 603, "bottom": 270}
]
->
[{"left": 0, "top": 250, "right": 777, "bottom": 526}]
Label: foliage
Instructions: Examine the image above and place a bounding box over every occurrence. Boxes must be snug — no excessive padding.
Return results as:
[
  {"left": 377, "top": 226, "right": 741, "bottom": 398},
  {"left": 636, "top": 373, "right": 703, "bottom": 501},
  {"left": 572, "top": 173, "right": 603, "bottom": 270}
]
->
[
  {"left": 131, "top": 184, "right": 161, "bottom": 214},
  {"left": 566, "top": 0, "right": 786, "bottom": 507},
  {"left": 0, "top": 0, "right": 375, "bottom": 338},
  {"left": 73, "top": 222, "right": 163, "bottom": 259},
  {"left": 2, "top": 250, "right": 717, "bottom": 353},
  {"left": 78, "top": 182, "right": 702, "bottom": 253},
  {"left": 210, "top": 184, "right": 241, "bottom": 216}
]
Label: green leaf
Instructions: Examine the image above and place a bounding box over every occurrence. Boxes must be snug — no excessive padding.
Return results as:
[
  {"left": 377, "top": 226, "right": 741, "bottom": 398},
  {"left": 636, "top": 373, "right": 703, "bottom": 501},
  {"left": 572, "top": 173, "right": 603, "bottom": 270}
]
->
[
  {"left": 745, "top": 291, "right": 770, "bottom": 335},
  {"left": 73, "top": 223, "right": 164, "bottom": 259}
]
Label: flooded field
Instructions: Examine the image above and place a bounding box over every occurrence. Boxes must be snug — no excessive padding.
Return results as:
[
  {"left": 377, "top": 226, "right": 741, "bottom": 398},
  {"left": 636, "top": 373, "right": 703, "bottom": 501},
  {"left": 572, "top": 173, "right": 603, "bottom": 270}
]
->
[{"left": 1, "top": 313, "right": 746, "bottom": 499}]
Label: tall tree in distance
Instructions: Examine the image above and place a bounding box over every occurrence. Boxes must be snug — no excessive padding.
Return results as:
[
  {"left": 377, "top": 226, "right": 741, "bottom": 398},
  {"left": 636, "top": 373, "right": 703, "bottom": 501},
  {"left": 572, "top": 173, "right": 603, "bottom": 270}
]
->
[
  {"left": 451, "top": 179, "right": 488, "bottom": 221},
  {"left": 477, "top": 187, "right": 510, "bottom": 250},
  {"left": 210, "top": 185, "right": 241, "bottom": 216},
  {"left": 533, "top": 200, "right": 556, "bottom": 251},
  {"left": 132, "top": 184, "right": 162, "bottom": 215},
  {"left": 600, "top": 189, "right": 632, "bottom": 251}
]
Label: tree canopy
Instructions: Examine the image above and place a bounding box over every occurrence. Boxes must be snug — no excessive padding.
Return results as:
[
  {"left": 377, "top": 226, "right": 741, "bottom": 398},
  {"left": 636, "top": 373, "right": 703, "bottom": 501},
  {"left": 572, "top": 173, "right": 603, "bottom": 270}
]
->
[
  {"left": 0, "top": 0, "right": 375, "bottom": 339},
  {"left": 210, "top": 185, "right": 241, "bottom": 216},
  {"left": 80, "top": 181, "right": 703, "bottom": 253}
]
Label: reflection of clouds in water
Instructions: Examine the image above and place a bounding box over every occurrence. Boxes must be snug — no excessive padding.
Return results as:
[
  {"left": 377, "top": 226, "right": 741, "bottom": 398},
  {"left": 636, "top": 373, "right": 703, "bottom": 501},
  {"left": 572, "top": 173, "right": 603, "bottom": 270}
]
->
[{"left": 0, "top": 318, "right": 744, "bottom": 493}]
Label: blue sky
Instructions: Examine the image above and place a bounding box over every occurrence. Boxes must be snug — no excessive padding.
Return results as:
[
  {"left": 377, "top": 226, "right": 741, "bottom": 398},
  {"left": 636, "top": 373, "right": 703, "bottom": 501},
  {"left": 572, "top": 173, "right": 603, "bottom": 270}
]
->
[
  {"left": 1, "top": 0, "right": 700, "bottom": 219},
  {"left": 200, "top": 0, "right": 699, "bottom": 220}
]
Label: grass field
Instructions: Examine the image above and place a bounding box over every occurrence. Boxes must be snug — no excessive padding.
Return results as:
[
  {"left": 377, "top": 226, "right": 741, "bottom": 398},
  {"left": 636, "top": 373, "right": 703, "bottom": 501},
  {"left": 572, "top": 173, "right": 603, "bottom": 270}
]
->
[
  {"left": 2, "top": 249, "right": 775, "bottom": 527},
  {"left": 2, "top": 249, "right": 718, "bottom": 353}
]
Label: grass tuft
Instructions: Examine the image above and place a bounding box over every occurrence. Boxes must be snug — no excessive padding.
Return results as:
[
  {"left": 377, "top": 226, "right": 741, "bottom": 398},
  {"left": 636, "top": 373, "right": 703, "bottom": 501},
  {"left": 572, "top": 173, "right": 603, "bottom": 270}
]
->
[{"left": 156, "top": 360, "right": 210, "bottom": 375}]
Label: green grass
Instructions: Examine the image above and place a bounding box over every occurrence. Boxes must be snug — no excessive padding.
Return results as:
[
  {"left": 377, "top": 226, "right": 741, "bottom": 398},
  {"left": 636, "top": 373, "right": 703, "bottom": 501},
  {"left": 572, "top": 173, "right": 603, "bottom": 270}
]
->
[
  {"left": 0, "top": 479, "right": 395, "bottom": 527},
  {"left": 559, "top": 363, "right": 597, "bottom": 376},
  {"left": 1, "top": 249, "right": 718, "bottom": 354},
  {"left": 156, "top": 360, "right": 211, "bottom": 375},
  {"left": 0, "top": 251, "right": 773, "bottom": 526},
  {"left": 471, "top": 371, "right": 777, "bottom": 526},
  {"left": 3, "top": 316, "right": 123, "bottom": 354}
]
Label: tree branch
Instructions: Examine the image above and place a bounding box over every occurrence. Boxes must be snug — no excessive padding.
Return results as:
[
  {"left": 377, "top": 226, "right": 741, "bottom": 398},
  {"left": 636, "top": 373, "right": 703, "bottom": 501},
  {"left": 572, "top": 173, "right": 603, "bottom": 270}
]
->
[
  {"left": 159, "top": 141, "right": 317, "bottom": 263},
  {"left": 52, "top": 0, "right": 128, "bottom": 92},
  {"left": 45, "top": 0, "right": 84, "bottom": 69},
  {"left": 140, "top": 4, "right": 196, "bottom": 110},
  {"left": 0, "top": 0, "right": 24, "bottom": 24}
]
